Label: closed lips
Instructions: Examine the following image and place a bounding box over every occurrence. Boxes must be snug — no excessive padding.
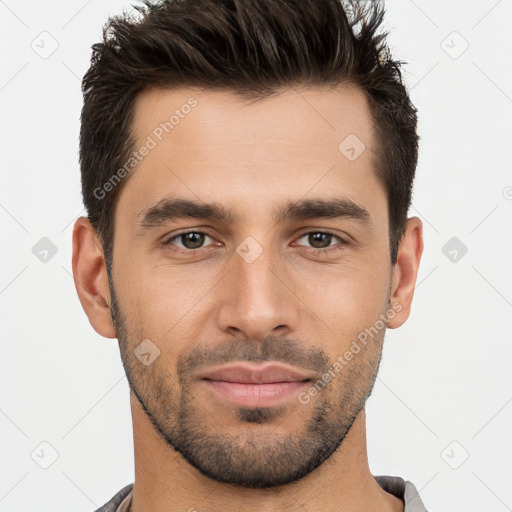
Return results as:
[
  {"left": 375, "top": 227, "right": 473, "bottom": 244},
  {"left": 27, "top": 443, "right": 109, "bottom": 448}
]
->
[{"left": 199, "top": 363, "right": 314, "bottom": 384}]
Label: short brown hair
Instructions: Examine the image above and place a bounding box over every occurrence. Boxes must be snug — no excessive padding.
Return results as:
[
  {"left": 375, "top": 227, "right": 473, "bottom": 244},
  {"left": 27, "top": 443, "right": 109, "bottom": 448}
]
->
[{"left": 79, "top": 0, "right": 419, "bottom": 269}]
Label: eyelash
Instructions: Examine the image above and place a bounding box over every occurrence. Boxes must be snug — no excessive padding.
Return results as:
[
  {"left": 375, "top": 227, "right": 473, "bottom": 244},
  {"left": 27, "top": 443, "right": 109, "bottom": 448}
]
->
[{"left": 161, "top": 229, "right": 349, "bottom": 256}]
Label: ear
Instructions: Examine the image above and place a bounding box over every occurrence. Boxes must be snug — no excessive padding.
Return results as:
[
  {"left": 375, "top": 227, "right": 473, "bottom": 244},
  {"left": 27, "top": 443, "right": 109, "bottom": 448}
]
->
[
  {"left": 387, "top": 216, "right": 424, "bottom": 329},
  {"left": 72, "top": 216, "right": 117, "bottom": 338}
]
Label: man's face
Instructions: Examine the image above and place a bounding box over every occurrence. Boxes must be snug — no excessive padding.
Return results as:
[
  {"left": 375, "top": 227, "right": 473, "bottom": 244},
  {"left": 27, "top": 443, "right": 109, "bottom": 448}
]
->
[{"left": 109, "top": 85, "right": 394, "bottom": 488}]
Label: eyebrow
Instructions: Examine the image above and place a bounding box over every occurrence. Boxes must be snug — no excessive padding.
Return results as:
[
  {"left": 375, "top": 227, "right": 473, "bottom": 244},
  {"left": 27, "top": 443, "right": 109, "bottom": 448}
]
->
[{"left": 135, "top": 196, "right": 372, "bottom": 232}]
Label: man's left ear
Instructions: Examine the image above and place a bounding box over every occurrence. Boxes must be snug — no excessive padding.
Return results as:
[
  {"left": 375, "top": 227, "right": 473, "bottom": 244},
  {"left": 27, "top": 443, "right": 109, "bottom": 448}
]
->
[{"left": 387, "top": 216, "right": 424, "bottom": 329}]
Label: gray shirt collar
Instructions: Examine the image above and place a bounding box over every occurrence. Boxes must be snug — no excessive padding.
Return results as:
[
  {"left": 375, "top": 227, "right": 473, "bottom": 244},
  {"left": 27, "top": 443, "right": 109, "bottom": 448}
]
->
[{"left": 96, "top": 474, "right": 429, "bottom": 512}]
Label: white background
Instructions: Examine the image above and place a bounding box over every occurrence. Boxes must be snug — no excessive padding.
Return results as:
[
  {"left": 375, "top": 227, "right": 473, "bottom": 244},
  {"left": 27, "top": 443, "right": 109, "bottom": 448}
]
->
[{"left": 1, "top": 1, "right": 511, "bottom": 511}]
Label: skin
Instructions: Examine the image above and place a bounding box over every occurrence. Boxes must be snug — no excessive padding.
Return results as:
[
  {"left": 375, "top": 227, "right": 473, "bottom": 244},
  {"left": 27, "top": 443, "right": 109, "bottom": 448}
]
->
[{"left": 72, "top": 84, "right": 423, "bottom": 512}]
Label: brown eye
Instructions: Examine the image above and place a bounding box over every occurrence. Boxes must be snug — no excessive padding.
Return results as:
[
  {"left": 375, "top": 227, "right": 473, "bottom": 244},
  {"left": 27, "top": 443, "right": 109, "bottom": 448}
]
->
[
  {"left": 308, "top": 232, "right": 333, "bottom": 249},
  {"left": 296, "top": 231, "right": 345, "bottom": 250},
  {"left": 163, "top": 231, "right": 215, "bottom": 251},
  {"left": 180, "top": 232, "right": 206, "bottom": 249}
]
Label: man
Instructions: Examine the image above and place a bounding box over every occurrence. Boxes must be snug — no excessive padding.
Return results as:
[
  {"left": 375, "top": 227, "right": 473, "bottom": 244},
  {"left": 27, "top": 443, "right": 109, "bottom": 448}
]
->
[{"left": 72, "top": 0, "right": 426, "bottom": 510}]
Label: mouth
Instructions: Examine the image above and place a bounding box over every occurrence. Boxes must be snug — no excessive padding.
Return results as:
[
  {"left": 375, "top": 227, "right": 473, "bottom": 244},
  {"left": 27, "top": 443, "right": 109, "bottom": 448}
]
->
[{"left": 199, "top": 362, "right": 313, "bottom": 408}]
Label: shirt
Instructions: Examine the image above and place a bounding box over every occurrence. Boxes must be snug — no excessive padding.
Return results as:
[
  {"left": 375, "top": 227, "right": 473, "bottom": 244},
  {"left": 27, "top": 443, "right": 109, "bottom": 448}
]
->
[{"left": 93, "top": 475, "right": 429, "bottom": 511}]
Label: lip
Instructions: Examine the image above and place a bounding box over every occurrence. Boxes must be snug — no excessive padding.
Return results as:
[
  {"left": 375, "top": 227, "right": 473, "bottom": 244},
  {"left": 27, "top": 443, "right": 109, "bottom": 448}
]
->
[
  {"left": 199, "top": 362, "right": 314, "bottom": 384},
  {"left": 199, "top": 362, "right": 313, "bottom": 408}
]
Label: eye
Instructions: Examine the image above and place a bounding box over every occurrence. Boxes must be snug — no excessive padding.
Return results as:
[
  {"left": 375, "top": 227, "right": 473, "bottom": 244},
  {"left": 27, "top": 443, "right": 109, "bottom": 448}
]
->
[
  {"left": 162, "top": 231, "right": 217, "bottom": 251},
  {"left": 161, "top": 229, "right": 348, "bottom": 257},
  {"left": 295, "top": 231, "right": 347, "bottom": 251}
]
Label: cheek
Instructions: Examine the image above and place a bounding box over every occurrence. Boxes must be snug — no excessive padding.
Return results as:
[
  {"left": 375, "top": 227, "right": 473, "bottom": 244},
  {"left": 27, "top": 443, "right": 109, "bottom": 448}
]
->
[
  {"left": 117, "top": 263, "right": 218, "bottom": 352},
  {"left": 296, "top": 257, "right": 390, "bottom": 346}
]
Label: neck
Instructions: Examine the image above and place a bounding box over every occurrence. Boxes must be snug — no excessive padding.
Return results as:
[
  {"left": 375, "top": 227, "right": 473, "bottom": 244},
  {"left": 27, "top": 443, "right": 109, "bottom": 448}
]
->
[{"left": 129, "top": 394, "right": 403, "bottom": 512}]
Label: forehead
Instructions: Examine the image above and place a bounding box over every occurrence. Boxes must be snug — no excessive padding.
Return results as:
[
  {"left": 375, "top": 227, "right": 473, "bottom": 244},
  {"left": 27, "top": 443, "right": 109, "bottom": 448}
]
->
[
  {"left": 132, "top": 84, "right": 375, "bottom": 159},
  {"left": 116, "top": 84, "right": 385, "bottom": 229}
]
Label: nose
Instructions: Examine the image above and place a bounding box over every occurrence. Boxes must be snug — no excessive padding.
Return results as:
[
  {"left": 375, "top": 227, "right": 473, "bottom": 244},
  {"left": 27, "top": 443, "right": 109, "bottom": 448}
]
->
[{"left": 216, "top": 242, "right": 300, "bottom": 341}]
